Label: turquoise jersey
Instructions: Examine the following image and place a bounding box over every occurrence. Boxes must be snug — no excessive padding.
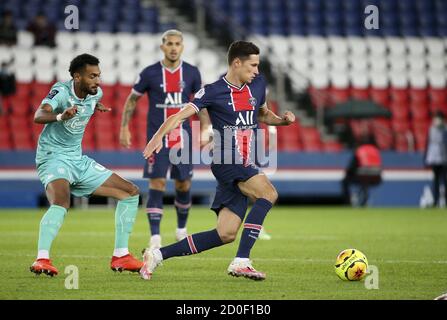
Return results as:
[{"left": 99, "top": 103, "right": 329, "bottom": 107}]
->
[{"left": 36, "top": 80, "right": 103, "bottom": 164}]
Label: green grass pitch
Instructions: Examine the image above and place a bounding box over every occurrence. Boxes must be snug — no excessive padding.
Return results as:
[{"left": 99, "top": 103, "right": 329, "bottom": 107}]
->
[{"left": 0, "top": 206, "right": 446, "bottom": 300}]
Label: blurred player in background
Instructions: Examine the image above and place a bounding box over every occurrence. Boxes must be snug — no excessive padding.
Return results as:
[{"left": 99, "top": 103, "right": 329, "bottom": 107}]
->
[
  {"left": 424, "top": 111, "right": 447, "bottom": 207},
  {"left": 120, "top": 30, "right": 208, "bottom": 250},
  {"left": 30, "top": 54, "right": 142, "bottom": 276},
  {"left": 140, "top": 41, "right": 295, "bottom": 281}
]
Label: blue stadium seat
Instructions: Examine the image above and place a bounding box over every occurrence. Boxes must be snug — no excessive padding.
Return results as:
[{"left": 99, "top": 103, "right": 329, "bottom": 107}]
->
[
  {"left": 137, "top": 22, "right": 157, "bottom": 33},
  {"left": 123, "top": 0, "right": 141, "bottom": 8},
  {"left": 307, "top": 25, "right": 324, "bottom": 36},
  {"left": 419, "top": 10, "right": 436, "bottom": 27},
  {"left": 399, "top": 11, "right": 417, "bottom": 28},
  {"left": 117, "top": 22, "right": 136, "bottom": 33},
  {"left": 325, "top": 25, "right": 344, "bottom": 36},
  {"left": 400, "top": 26, "right": 419, "bottom": 37},
  {"left": 324, "top": 0, "right": 343, "bottom": 12},
  {"left": 141, "top": 8, "right": 158, "bottom": 22},
  {"left": 284, "top": 0, "right": 305, "bottom": 11},
  {"left": 419, "top": 24, "right": 438, "bottom": 37},
  {"left": 159, "top": 22, "right": 177, "bottom": 33},
  {"left": 343, "top": 0, "right": 361, "bottom": 11},
  {"left": 437, "top": 25, "right": 447, "bottom": 37},
  {"left": 345, "top": 25, "right": 363, "bottom": 36},
  {"left": 78, "top": 20, "right": 95, "bottom": 33},
  {"left": 381, "top": 25, "right": 400, "bottom": 36},
  {"left": 325, "top": 11, "right": 343, "bottom": 27},
  {"left": 122, "top": 8, "right": 140, "bottom": 22},
  {"left": 306, "top": 11, "right": 324, "bottom": 28},
  {"left": 267, "top": 25, "right": 286, "bottom": 36},
  {"left": 306, "top": 0, "right": 323, "bottom": 12},
  {"left": 287, "top": 22, "right": 307, "bottom": 36},
  {"left": 95, "top": 21, "right": 115, "bottom": 33},
  {"left": 248, "top": 0, "right": 264, "bottom": 11},
  {"left": 248, "top": 24, "right": 267, "bottom": 36}
]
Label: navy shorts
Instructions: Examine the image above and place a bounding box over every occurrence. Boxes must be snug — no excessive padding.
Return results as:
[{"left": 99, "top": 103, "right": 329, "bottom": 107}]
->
[
  {"left": 143, "top": 149, "right": 193, "bottom": 181},
  {"left": 210, "top": 164, "right": 259, "bottom": 220}
]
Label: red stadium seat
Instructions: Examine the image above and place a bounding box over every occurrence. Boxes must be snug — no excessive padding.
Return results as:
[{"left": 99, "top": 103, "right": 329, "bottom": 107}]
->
[
  {"left": 428, "top": 87, "right": 447, "bottom": 105},
  {"left": 350, "top": 87, "right": 370, "bottom": 100},
  {"left": 9, "top": 97, "right": 31, "bottom": 116},
  {"left": 330, "top": 87, "right": 350, "bottom": 105},
  {"left": 390, "top": 100, "right": 410, "bottom": 120},
  {"left": 409, "top": 87, "right": 428, "bottom": 103},
  {"left": 370, "top": 88, "right": 390, "bottom": 108},
  {"left": 409, "top": 100, "right": 429, "bottom": 120},
  {"left": 372, "top": 119, "right": 393, "bottom": 150},
  {"left": 392, "top": 119, "right": 411, "bottom": 133},
  {"left": 389, "top": 87, "right": 409, "bottom": 102},
  {"left": 323, "top": 140, "right": 342, "bottom": 152}
]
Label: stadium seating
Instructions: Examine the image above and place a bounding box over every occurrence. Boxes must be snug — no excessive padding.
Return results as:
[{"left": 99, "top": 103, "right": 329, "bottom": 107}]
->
[{"left": 239, "top": 0, "right": 447, "bottom": 152}]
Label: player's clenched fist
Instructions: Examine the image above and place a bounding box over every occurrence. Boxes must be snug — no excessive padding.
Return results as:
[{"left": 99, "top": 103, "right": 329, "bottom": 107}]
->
[{"left": 281, "top": 111, "right": 295, "bottom": 125}]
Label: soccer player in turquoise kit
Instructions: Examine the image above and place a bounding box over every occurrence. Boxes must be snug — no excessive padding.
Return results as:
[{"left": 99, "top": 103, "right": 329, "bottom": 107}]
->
[
  {"left": 140, "top": 41, "right": 295, "bottom": 281},
  {"left": 30, "top": 54, "right": 143, "bottom": 276}
]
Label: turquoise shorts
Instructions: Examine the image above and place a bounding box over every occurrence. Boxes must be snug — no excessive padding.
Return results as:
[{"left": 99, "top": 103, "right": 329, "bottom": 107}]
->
[{"left": 37, "top": 155, "right": 113, "bottom": 197}]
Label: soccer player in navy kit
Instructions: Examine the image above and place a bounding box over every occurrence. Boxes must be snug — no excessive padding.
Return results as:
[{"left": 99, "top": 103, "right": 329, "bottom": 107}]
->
[
  {"left": 140, "top": 41, "right": 295, "bottom": 281},
  {"left": 120, "top": 30, "right": 207, "bottom": 250}
]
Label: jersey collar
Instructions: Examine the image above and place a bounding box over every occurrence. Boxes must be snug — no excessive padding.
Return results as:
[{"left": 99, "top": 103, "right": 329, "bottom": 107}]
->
[
  {"left": 222, "top": 76, "right": 246, "bottom": 90},
  {"left": 160, "top": 60, "right": 183, "bottom": 73}
]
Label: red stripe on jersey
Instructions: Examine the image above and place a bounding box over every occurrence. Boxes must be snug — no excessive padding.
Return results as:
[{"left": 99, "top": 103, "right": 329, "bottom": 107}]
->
[
  {"left": 163, "top": 66, "right": 183, "bottom": 148},
  {"left": 236, "top": 129, "right": 253, "bottom": 166},
  {"left": 230, "top": 86, "right": 255, "bottom": 112},
  {"left": 187, "top": 235, "right": 198, "bottom": 254},
  {"left": 163, "top": 67, "right": 181, "bottom": 93}
]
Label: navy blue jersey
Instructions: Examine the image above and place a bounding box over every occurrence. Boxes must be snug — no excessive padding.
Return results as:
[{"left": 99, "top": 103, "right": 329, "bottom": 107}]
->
[
  {"left": 191, "top": 75, "right": 267, "bottom": 165},
  {"left": 133, "top": 60, "right": 202, "bottom": 149}
]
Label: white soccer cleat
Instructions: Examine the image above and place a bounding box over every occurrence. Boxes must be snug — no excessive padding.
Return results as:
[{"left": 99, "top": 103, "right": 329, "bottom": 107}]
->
[
  {"left": 175, "top": 228, "right": 188, "bottom": 241},
  {"left": 435, "top": 292, "right": 447, "bottom": 300},
  {"left": 140, "top": 249, "right": 162, "bottom": 280},
  {"left": 227, "top": 259, "right": 266, "bottom": 281},
  {"left": 258, "top": 227, "right": 272, "bottom": 240},
  {"left": 149, "top": 234, "right": 162, "bottom": 250}
]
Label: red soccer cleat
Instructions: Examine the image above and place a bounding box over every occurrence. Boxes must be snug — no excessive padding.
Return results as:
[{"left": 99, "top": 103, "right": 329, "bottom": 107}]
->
[
  {"left": 30, "top": 259, "right": 59, "bottom": 277},
  {"left": 110, "top": 253, "right": 143, "bottom": 273},
  {"left": 227, "top": 259, "right": 266, "bottom": 281}
]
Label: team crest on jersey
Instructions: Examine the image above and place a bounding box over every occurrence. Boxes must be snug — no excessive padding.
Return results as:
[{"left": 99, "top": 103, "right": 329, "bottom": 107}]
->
[
  {"left": 249, "top": 97, "right": 257, "bottom": 107},
  {"left": 179, "top": 81, "right": 186, "bottom": 89},
  {"left": 47, "top": 89, "right": 59, "bottom": 100}
]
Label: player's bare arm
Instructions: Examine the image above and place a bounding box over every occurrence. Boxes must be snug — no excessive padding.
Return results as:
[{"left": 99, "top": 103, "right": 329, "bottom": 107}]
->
[
  {"left": 95, "top": 102, "right": 112, "bottom": 113},
  {"left": 198, "top": 109, "right": 213, "bottom": 148},
  {"left": 119, "top": 92, "right": 141, "bottom": 148},
  {"left": 143, "top": 104, "right": 197, "bottom": 158},
  {"left": 34, "top": 103, "right": 78, "bottom": 124},
  {"left": 257, "top": 104, "right": 295, "bottom": 126}
]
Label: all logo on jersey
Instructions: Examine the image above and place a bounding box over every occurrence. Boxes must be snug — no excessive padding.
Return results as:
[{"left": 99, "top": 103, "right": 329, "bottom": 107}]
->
[
  {"left": 164, "top": 92, "right": 183, "bottom": 105},
  {"left": 236, "top": 111, "right": 255, "bottom": 126}
]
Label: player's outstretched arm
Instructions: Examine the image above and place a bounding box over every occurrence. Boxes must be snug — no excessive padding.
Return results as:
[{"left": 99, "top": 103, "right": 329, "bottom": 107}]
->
[
  {"left": 143, "top": 104, "right": 197, "bottom": 159},
  {"left": 95, "top": 102, "right": 112, "bottom": 112},
  {"left": 34, "top": 104, "right": 78, "bottom": 124},
  {"left": 257, "top": 104, "right": 295, "bottom": 126},
  {"left": 120, "top": 93, "right": 141, "bottom": 148}
]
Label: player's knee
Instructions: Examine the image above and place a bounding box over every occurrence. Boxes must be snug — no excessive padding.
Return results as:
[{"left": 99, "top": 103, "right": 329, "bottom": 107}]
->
[
  {"left": 217, "top": 230, "right": 237, "bottom": 244},
  {"left": 175, "top": 180, "right": 191, "bottom": 192},
  {"left": 262, "top": 187, "right": 278, "bottom": 204},
  {"left": 51, "top": 199, "right": 70, "bottom": 209},
  {"left": 150, "top": 179, "right": 166, "bottom": 191}
]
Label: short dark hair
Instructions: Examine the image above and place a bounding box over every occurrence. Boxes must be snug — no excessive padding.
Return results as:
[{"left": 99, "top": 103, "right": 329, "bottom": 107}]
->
[
  {"left": 227, "top": 41, "right": 260, "bottom": 65},
  {"left": 69, "top": 53, "right": 99, "bottom": 77}
]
